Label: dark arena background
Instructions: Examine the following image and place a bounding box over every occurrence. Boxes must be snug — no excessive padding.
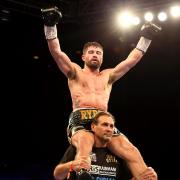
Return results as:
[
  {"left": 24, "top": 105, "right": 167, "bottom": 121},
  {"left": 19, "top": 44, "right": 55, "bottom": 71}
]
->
[{"left": 0, "top": 0, "right": 179, "bottom": 179}]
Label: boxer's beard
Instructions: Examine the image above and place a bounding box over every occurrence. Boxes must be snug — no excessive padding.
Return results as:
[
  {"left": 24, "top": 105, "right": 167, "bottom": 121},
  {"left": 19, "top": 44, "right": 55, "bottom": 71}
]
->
[{"left": 86, "top": 61, "right": 100, "bottom": 70}]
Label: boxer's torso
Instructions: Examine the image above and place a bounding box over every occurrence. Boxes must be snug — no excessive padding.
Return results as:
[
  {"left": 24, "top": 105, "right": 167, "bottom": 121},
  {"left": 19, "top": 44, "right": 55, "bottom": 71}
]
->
[{"left": 68, "top": 68, "right": 113, "bottom": 111}]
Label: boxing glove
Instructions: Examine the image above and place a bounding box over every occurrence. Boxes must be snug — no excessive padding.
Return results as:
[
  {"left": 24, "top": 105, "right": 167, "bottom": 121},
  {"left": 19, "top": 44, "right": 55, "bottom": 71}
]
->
[
  {"left": 41, "top": 7, "right": 62, "bottom": 26},
  {"left": 136, "top": 22, "right": 162, "bottom": 53},
  {"left": 42, "top": 7, "right": 62, "bottom": 40},
  {"left": 140, "top": 22, "right": 162, "bottom": 40}
]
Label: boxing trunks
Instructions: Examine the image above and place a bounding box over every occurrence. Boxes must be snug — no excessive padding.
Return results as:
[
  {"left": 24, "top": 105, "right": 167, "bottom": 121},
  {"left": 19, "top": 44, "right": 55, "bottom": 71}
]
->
[{"left": 67, "top": 108, "right": 121, "bottom": 142}]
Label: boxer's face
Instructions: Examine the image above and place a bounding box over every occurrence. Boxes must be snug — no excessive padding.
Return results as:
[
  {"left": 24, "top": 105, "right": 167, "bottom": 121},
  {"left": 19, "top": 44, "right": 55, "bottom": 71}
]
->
[{"left": 82, "top": 46, "right": 103, "bottom": 69}]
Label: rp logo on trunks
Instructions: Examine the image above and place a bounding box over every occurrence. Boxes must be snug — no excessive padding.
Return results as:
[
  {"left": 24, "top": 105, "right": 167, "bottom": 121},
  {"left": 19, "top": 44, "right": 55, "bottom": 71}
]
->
[{"left": 80, "top": 109, "right": 99, "bottom": 120}]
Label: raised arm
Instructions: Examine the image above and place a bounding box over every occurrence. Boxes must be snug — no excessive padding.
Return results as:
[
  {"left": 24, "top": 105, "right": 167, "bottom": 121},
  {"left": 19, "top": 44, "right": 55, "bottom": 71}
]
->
[
  {"left": 109, "top": 22, "right": 161, "bottom": 84},
  {"left": 42, "top": 7, "right": 77, "bottom": 79}
]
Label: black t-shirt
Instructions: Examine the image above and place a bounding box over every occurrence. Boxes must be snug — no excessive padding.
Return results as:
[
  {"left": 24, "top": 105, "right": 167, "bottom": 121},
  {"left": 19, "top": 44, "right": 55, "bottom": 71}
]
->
[{"left": 60, "top": 145, "right": 132, "bottom": 180}]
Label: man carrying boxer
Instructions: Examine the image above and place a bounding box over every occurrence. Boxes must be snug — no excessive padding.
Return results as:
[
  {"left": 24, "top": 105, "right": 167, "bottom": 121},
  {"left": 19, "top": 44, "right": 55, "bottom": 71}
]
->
[
  {"left": 42, "top": 7, "right": 161, "bottom": 179},
  {"left": 54, "top": 111, "right": 158, "bottom": 180}
]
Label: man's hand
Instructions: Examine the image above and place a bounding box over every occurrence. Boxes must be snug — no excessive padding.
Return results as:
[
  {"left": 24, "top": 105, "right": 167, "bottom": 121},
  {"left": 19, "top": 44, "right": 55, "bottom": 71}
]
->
[
  {"left": 135, "top": 167, "right": 158, "bottom": 180},
  {"left": 72, "top": 157, "right": 91, "bottom": 172},
  {"left": 41, "top": 7, "right": 62, "bottom": 26}
]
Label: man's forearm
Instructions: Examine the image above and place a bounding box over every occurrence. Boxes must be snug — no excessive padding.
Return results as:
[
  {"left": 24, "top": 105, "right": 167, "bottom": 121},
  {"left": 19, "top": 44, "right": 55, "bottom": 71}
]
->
[
  {"left": 54, "top": 162, "right": 72, "bottom": 180},
  {"left": 126, "top": 48, "right": 143, "bottom": 68}
]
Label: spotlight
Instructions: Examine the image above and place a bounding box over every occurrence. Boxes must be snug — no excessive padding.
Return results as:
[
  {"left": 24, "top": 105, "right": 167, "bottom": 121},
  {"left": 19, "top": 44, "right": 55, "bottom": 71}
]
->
[
  {"left": 144, "top": 12, "right": 154, "bottom": 22},
  {"left": 170, "top": 6, "right": 180, "bottom": 18},
  {"left": 158, "top": 12, "right": 167, "bottom": 21}
]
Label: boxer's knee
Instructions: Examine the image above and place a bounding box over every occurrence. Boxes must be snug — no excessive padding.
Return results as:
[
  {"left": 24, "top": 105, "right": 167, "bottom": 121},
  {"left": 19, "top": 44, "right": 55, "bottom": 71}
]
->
[{"left": 72, "top": 129, "right": 94, "bottom": 147}]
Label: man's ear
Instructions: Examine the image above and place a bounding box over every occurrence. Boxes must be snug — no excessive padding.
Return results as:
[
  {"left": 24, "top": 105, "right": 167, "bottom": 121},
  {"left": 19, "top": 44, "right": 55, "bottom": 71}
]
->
[
  {"left": 82, "top": 54, "right": 85, "bottom": 62},
  {"left": 91, "top": 123, "right": 95, "bottom": 132}
]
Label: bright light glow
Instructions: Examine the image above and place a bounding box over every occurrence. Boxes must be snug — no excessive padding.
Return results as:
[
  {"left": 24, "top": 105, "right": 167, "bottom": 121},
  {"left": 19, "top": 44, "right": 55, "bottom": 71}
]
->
[
  {"left": 144, "top": 12, "right": 154, "bottom": 22},
  {"left": 116, "top": 11, "right": 133, "bottom": 28},
  {"left": 158, "top": 12, "right": 167, "bottom": 21},
  {"left": 132, "top": 16, "right": 141, "bottom": 25},
  {"left": 170, "top": 6, "right": 180, "bottom": 17},
  {"left": 33, "top": 55, "right": 39, "bottom": 60},
  {"left": 115, "top": 4, "right": 180, "bottom": 31}
]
